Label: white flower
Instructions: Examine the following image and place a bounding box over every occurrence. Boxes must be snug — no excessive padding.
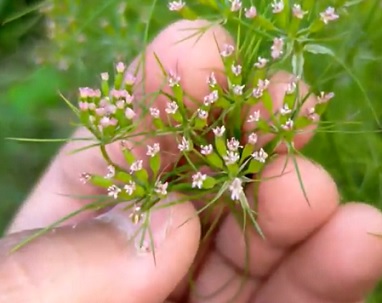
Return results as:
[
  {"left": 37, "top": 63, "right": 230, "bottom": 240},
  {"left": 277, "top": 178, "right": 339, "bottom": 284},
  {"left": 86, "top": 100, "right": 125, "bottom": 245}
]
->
[
  {"left": 192, "top": 172, "right": 207, "bottom": 189},
  {"left": 200, "top": 144, "right": 213, "bottom": 155},
  {"left": 280, "top": 104, "right": 292, "bottom": 116},
  {"left": 231, "top": 64, "right": 242, "bottom": 76},
  {"left": 307, "top": 107, "right": 317, "bottom": 121},
  {"left": 130, "top": 160, "right": 143, "bottom": 172},
  {"left": 95, "top": 107, "right": 106, "bottom": 117},
  {"left": 281, "top": 118, "right": 294, "bottom": 130},
  {"left": 178, "top": 136, "right": 191, "bottom": 152},
  {"left": 320, "top": 7, "right": 339, "bottom": 24},
  {"left": 146, "top": 143, "right": 160, "bottom": 157},
  {"left": 286, "top": 82, "right": 297, "bottom": 95},
  {"left": 116, "top": 100, "right": 125, "bottom": 109},
  {"left": 245, "top": 6, "right": 257, "bottom": 19},
  {"left": 232, "top": 84, "right": 245, "bottom": 96},
  {"left": 79, "top": 172, "right": 91, "bottom": 184},
  {"left": 165, "top": 101, "right": 178, "bottom": 114},
  {"left": 254, "top": 57, "right": 268, "bottom": 69},
  {"left": 220, "top": 44, "right": 235, "bottom": 57},
  {"left": 223, "top": 151, "right": 240, "bottom": 165},
  {"left": 204, "top": 90, "right": 219, "bottom": 106},
  {"left": 108, "top": 185, "right": 121, "bottom": 199},
  {"left": 88, "top": 103, "right": 96, "bottom": 111},
  {"left": 248, "top": 133, "right": 258, "bottom": 145},
  {"left": 78, "top": 101, "right": 88, "bottom": 111},
  {"left": 227, "top": 137, "right": 242, "bottom": 151},
  {"left": 230, "top": 0, "right": 242, "bottom": 12},
  {"left": 129, "top": 205, "right": 143, "bottom": 224},
  {"left": 105, "top": 165, "right": 116, "bottom": 179},
  {"left": 124, "top": 73, "right": 137, "bottom": 86},
  {"left": 79, "top": 87, "right": 91, "bottom": 99},
  {"left": 207, "top": 72, "right": 217, "bottom": 87},
  {"left": 100, "top": 72, "right": 109, "bottom": 81},
  {"left": 102, "top": 103, "right": 116, "bottom": 115},
  {"left": 307, "top": 107, "right": 315, "bottom": 115},
  {"left": 247, "top": 110, "right": 261, "bottom": 123},
  {"left": 252, "top": 87, "right": 263, "bottom": 99},
  {"left": 79, "top": 87, "right": 101, "bottom": 99},
  {"left": 125, "top": 107, "right": 136, "bottom": 120},
  {"left": 213, "top": 126, "right": 226, "bottom": 137},
  {"left": 168, "top": 70, "right": 181, "bottom": 87},
  {"left": 271, "top": 1, "right": 284, "bottom": 13},
  {"left": 271, "top": 37, "right": 284, "bottom": 59},
  {"left": 150, "top": 107, "right": 160, "bottom": 118},
  {"left": 292, "top": 4, "right": 307, "bottom": 19},
  {"left": 258, "top": 79, "right": 270, "bottom": 91},
  {"left": 116, "top": 62, "right": 126, "bottom": 73},
  {"left": 317, "top": 91, "right": 335, "bottom": 103},
  {"left": 168, "top": 0, "right": 185, "bottom": 11},
  {"left": 229, "top": 178, "right": 243, "bottom": 201},
  {"left": 197, "top": 109, "right": 209, "bottom": 120},
  {"left": 252, "top": 148, "right": 268, "bottom": 163},
  {"left": 155, "top": 181, "right": 168, "bottom": 196},
  {"left": 124, "top": 181, "right": 136, "bottom": 196},
  {"left": 100, "top": 116, "right": 117, "bottom": 128}
]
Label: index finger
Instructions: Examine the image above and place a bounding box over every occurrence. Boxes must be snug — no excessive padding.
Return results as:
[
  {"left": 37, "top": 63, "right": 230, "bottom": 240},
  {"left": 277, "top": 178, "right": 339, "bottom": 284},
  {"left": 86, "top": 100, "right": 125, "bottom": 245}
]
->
[{"left": 7, "top": 19, "right": 233, "bottom": 234}]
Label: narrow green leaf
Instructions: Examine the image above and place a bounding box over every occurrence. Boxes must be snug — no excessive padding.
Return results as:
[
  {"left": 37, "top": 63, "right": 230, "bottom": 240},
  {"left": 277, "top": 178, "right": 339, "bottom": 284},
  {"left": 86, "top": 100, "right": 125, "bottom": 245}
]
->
[
  {"left": 180, "top": 7, "right": 198, "bottom": 20},
  {"left": 90, "top": 176, "right": 114, "bottom": 188},
  {"left": 262, "top": 91, "right": 273, "bottom": 114},
  {"left": 215, "top": 136, "right": 227, "bottom": 159},
  {"left": 292, "top": 51, "right": 304, "bottom": 78},
  {"left": 115, "top": 172, "right": 132, "bottom": 183},
  {"left": 304, "top": 44, "right": 335, "bottom": 56},
  {"left": 256, "top": 119, "right": 271, "bottom": 132},
  {"left": 2, "top": 1, "right": 47, "bottom": 25},
  {"left": 135, "top": 169, "right": 149, "bottom": 185},
  {"left": 245, "top": 159, "right": 263, "bottom": 174},
  {"left": 206, "top": 153, "right": 224, "bottom": 169},
  {"left": 122, "top": 148, "right": 136, "bottom": 165},
  {"left": 240, "top": 144, "right": 254, "bottom": 165},
  {"left": 203, "top": 177, "right": 217, "bottom": 189},
  {"left": 294, "top": 116, "right": 313, "bottom": 129},
  {"left": 256, "top": 15, "right": 278, "bottom": 31},
  {"left": 314, "top": 102, "right": 329, "bottom": 115},
  {"left": 149, "top": 154, "right": 160, "bottom": 177}
]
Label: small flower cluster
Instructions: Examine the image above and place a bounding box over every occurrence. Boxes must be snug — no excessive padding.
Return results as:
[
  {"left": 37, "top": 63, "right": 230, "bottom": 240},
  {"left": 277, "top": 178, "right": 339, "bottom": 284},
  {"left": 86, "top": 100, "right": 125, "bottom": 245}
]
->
[
  {"left": 80, "top": 137, "right": 168, "bottom": 224},
  {"left": 169, "top": 1, "right": 341, "bottom": 65},
  {"left": 77, "top": 62, "right": 137, "bottom": 140},
  {"left": 74, "top": 0, "right": 339, "bottom": 228}
]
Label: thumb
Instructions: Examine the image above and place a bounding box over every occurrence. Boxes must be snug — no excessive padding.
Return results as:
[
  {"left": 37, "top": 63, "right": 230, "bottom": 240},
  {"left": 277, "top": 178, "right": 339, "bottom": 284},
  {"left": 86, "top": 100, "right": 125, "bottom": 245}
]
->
[{"left": 0, "top": 195, "right": 200, "bottom": 303}]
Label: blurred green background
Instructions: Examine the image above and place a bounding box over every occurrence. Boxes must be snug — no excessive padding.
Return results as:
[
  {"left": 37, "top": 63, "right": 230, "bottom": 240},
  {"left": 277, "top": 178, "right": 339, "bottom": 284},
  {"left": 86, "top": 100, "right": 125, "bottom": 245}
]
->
[{"left": 0, "top": 0, "right": 381, "bottom": 301}]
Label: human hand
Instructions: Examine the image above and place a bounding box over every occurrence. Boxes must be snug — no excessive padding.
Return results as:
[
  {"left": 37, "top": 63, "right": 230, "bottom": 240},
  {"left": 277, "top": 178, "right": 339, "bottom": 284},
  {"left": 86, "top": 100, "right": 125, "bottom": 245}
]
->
[{"left": 1, "top": 20, "right": 382, "bottom": 303}]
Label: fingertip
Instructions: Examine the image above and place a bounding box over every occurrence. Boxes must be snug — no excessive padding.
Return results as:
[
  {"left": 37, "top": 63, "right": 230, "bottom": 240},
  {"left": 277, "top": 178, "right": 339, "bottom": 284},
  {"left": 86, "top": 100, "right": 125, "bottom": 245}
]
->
[
  {"left": 256, "top": 155, "right": 339, "bottom": 247},
  {"left": 0, "top": 196, "right": 201, "bottom": 303},
  {"left": 142, "top": 19, "right": 233, "bottom": 110},
  {"left": 266, "top": 202, "right": 382, "bottom": 303}
]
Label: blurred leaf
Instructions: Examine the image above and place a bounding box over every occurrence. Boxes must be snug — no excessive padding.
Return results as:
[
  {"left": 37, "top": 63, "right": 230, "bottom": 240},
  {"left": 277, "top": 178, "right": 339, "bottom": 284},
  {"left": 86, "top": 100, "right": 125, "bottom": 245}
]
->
[{"left": 2, "top": 0, "right": 46, "bottom": 25}]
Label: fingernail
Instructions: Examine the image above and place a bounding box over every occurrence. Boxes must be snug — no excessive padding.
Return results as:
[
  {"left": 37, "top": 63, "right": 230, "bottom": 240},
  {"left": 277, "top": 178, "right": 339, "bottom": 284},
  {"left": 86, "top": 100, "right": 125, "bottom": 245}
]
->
[{"left": 95, "top": 195, "right": 175, "bottom": 255}]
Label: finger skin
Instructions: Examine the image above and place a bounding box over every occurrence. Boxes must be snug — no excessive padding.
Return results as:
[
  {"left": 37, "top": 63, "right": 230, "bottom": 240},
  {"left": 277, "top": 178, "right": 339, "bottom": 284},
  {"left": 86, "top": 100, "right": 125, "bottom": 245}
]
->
[
  {"left": 254, "top": 203, "right": 382, "bottom": 303},
  {"left": 189, "top": 252, "right": 257, "bottom": 303},
  {"left": 257, "top": 155, "right": 339, "bottom": 247},
  {"left": 8, "top": 19, "right": 233, "bottom": 234},
  {"left": 216, "top": 155, "right": 339, "bottom": 279},
  {"left": 0, "top": 199, "right": 200, "bottom": 303}
]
